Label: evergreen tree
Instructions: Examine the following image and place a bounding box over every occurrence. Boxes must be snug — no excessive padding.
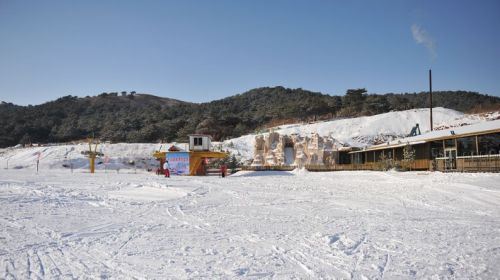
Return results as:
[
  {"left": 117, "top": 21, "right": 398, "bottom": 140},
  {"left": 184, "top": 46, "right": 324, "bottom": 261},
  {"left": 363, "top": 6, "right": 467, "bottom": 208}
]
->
[
  {"left": 341, "top": 88, "right": 367, "bottom": 116},
  {"left": 402, "top": 143, "right": 416, "bottom": 171},
  {"left": 228, "top": 154, "right": 240, "bottom": 170}
]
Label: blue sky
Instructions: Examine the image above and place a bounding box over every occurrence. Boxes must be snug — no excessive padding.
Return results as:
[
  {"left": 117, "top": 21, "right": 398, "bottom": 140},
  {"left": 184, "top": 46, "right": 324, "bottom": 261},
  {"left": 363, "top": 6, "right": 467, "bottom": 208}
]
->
[{"left": 0, "top": 0, "right": 499, "bottom": 105}]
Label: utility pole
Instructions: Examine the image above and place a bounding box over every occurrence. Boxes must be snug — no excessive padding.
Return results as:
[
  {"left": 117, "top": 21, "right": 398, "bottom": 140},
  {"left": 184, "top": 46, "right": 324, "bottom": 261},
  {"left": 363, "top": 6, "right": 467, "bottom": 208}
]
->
[{"left": 429, "top": 69, "right": 433, "bottom": 131}]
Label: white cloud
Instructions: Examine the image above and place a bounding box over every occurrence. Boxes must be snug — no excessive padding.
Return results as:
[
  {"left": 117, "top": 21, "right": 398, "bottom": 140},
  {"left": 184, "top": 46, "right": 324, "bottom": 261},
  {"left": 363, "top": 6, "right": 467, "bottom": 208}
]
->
[{"left": 411, "top": 24, "right": 436, "bottom": 59}]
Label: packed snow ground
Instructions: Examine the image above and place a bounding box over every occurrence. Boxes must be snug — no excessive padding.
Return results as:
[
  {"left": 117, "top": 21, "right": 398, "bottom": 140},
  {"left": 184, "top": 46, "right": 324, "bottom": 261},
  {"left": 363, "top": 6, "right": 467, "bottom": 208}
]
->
[{"left": 1, "top": 168, "right": 499, "bottom": 279}]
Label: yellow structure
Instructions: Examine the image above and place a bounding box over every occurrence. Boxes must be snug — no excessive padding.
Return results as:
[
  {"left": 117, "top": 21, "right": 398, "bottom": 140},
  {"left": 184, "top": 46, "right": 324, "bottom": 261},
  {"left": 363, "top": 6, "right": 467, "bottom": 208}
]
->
[
  {"left": 153, "top": 149, "right": 227, "bottom": 176},
  {"left": 153, "top": 135, "right": 229, "bottom": 176},
  {"left": 188, "top": 150, "right": 228, "bottom": 176},
  {"left": 153, "top": 150, "right": 167, "bottom": 173},
  {"left": 81, "top": 137, "right": 103, "bottom": 173},
  {"left": 187, "top": 135, "right": 228, "bottom": 175},
  {"left": 153, "top": 150, "right": 167, "bottom": 160}
]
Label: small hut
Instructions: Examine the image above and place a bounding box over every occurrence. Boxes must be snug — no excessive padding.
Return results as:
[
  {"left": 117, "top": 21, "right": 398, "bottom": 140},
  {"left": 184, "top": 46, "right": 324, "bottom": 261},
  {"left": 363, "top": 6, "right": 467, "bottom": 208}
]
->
[{"left": 153, "top": 135, "right": 227, "bottom": 176}]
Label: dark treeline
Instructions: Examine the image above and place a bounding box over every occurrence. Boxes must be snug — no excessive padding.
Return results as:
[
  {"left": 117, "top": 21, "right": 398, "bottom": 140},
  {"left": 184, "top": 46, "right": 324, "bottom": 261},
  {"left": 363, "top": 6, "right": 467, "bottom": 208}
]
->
[{"left": 0, "top": 87, "right": 499, "bottom": 148}]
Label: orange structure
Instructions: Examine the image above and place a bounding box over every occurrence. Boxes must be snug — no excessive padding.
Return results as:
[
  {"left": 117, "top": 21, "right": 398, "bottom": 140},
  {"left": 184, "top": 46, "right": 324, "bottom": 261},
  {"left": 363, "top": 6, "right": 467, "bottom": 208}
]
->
[{"left": 153, "top": 135, "right": 228, "bottom": 176}]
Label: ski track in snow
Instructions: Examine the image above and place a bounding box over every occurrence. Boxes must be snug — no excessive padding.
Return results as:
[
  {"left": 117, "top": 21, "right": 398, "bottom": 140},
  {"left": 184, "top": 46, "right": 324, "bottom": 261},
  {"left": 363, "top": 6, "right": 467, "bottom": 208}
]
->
[{"left": 0, "top": 169, "right": 499, "bottom": 279}]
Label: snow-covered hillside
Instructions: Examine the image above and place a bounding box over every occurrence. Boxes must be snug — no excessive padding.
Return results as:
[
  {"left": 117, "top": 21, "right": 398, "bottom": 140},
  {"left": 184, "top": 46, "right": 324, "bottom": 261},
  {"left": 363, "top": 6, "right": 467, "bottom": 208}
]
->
[
  {"left": 0, "top": 143, "right": 166, "bottom": 172},
  {"left": 0, "top": 107, "right": 498, "bottom": 169},
  {"left": 220, "top": 108, "right": 500, "bottom": 161}
]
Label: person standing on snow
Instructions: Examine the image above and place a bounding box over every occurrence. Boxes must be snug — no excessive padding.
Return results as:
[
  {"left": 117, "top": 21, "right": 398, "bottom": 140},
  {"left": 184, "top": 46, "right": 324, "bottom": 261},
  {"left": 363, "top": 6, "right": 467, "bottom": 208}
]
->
[
  {"left": 163, "top": 160, "right": 170, "bottom": 178},
  {"left": 221, "top": 164, "right": 227, "bottom": 178}
]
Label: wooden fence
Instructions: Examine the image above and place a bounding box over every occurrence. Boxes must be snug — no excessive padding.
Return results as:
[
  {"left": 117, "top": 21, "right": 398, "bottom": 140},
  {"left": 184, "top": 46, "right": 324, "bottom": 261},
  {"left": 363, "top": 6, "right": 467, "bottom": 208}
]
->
[
  {"left": 457, "top": 155, "right": 500, "bottom": 172},
  {"left": 241, "top": 165, "right": 296, "bottom": 171},
  {"left": 305, "top": 163, "right": 375, "bottom": 171},
  {"left": 242, "top": 156, "right": 500, "bottom": 173}
]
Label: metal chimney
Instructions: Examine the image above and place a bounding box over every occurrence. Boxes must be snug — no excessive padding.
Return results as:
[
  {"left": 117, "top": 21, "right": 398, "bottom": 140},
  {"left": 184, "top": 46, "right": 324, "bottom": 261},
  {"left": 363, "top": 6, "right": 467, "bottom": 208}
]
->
[{"left": 429, "top": 69, "right": 433, "bottom": 131}]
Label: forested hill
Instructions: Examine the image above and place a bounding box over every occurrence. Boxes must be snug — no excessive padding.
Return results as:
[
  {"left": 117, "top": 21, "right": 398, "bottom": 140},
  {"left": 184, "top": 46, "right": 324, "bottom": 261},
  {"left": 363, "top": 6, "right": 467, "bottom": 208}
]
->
[{"left": 1, "top": 87, "right": 499, "bottom": 148}]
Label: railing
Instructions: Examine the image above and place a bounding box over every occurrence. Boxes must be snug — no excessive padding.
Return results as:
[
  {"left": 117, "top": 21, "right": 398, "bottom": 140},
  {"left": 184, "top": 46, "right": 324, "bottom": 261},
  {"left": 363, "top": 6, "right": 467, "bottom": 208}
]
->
[
  {"left": 243, "top": 156, "right": 500, "bottom": 173},
  {"left": 241, "top": 165, "right": 296, "bottom": 171},
  {"left": 242, "top": 161, "right": 431, "bottom": 172},
  {"left": 435, "top": 154, "right": 500, "bottom": 172},
  {"left": 456, "top": 154, "right": 500, "bottom": 172},
  {"left": 305, "top": 163, "right": 375, "bottom": 171},
  {"left": 411, "top": 159, "right": 431, "bottom": 170}
]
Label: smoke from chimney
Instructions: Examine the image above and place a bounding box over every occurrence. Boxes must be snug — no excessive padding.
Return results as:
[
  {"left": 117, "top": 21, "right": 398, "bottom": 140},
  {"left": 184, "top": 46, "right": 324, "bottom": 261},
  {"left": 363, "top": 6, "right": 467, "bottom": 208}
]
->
[{"left": 412, "top": 24, "right": 437, "bottom": 61}]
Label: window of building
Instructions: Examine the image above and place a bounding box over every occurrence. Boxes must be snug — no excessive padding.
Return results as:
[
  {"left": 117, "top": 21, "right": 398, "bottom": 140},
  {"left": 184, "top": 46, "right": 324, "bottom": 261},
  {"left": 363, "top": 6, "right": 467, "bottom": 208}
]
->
[
  {"left": 194, "top": 137, "right": 203, "bottom": 146},
  {"left": 414, "top": 144, "right": 427, "bottom": 159},
  {"left": 353, "top": 153, "right": 363, "bottom": 164},
  {"left": 478, "top": 133, "right": 500, "bottom": 155},
  {"left": 457, "top": 137, "right": 476, "bottom": 156},
  {"left": 395, "top": 147, "right": 404, "bottom": 161},
  {"left": 444, "top": 139, "right": 456, "bottom": 148},
  {"left": 339, "top": 152, "right": 351, "bottom": 164},
  {"left": 430, "top": 141, "right": 444, "bottom": 158}
]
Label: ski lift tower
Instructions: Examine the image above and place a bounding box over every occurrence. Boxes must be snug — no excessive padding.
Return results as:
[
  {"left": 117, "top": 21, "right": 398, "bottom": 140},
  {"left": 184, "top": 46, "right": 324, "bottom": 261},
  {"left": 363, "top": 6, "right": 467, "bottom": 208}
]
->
[{"left": 81, "top": 137, "right": 103, "bottom": 173}]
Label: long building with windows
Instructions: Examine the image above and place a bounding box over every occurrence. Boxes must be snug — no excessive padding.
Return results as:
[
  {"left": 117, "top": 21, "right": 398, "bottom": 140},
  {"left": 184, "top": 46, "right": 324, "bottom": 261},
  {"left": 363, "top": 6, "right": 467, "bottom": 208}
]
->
[
  {"left": 346, "top": 119, "right": 500, "bottom": 172},
  {"left": 246, "top": 119, "right": 500, "bottom": 172}
]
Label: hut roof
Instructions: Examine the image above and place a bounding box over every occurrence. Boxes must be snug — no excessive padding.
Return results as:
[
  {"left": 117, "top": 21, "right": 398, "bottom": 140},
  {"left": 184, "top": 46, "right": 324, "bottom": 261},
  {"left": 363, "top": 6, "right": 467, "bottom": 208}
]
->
[{"left": 351, "top": 119, "right": 500, "bottom": 153}]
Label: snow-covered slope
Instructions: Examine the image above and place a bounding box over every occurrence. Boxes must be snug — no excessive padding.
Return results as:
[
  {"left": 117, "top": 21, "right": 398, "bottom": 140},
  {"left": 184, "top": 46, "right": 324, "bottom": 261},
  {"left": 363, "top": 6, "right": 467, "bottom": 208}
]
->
[
  {"left": 0, "top": 143, "right": 164, "bottom": 171},
  {"left": 0, "top": 107, "right": 498, "bottom": 169},
  {"left": 1, "top": 169, "right": 499, "bottom": 278},
  {"left": 220, "top": 108, "right": 499, "bottom": 161}
]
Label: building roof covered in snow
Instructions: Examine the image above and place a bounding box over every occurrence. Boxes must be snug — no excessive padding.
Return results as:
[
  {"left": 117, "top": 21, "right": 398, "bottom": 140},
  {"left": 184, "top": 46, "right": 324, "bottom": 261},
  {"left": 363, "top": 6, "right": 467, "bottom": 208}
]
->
[
  {"left": 168, "top": 145, "right": 185, "bottom": 152},
  {"left": 351, "top": 119, "right": 500, "bottom": 153}
]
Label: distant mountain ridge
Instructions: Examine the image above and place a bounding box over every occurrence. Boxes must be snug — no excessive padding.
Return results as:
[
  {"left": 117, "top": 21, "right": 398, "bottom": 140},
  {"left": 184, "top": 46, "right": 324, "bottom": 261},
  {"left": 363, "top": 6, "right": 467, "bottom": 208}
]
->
[{"left": 0, "top": 87, "right": 499, "bottom": 148}]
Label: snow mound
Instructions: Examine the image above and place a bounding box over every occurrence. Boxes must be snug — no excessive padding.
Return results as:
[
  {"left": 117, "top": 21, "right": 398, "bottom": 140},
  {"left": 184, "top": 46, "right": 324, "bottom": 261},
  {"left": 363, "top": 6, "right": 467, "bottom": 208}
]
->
[{"left": 291, "top": 167, "right": 310, "bottom": 175}]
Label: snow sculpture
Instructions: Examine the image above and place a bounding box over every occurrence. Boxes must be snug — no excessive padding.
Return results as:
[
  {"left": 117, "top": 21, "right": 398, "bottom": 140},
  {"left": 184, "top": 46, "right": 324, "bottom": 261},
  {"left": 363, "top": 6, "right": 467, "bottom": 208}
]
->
[
  {"left": 251, "top": 131, "right": 346, "bottom": 167},
  {"left": 294, "top": 142, "right": 307, "bottom": 168},
  {"left": 306, "top": 133, "right": 323, "bottom": 165},
  {"left": 252, "top": 135, "right": 265, "bottom": 166}
]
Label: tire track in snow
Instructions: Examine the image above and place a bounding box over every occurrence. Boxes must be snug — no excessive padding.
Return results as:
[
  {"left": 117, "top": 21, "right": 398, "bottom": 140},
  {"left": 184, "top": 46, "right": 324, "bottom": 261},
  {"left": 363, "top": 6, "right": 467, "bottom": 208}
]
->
[
  {"left": 166, "top": 204, "right": 210, "bottom": 232},
  {"left": 25, "top": 253, "right": 31, "bottom": 279},
  {"left": 272, "top": 246, "right": 315, "bottom": 277},
  {"left": 380, "top": 254, "right": 390, "bottom": 279},
  {"left": 2, "top": 258, "right": 16, "bottom": 279},
  {"left": 349, "top": 235, "right": 367, "bottom": 279},
  {"left": 35, "top": 251, "right": 45, "bottom": 277},
  {"left": 114, "top": 223, "right": 163, "bottom": 256},
  {"left": 42, "top": 250, "right": 63, "bottom": 278}
]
